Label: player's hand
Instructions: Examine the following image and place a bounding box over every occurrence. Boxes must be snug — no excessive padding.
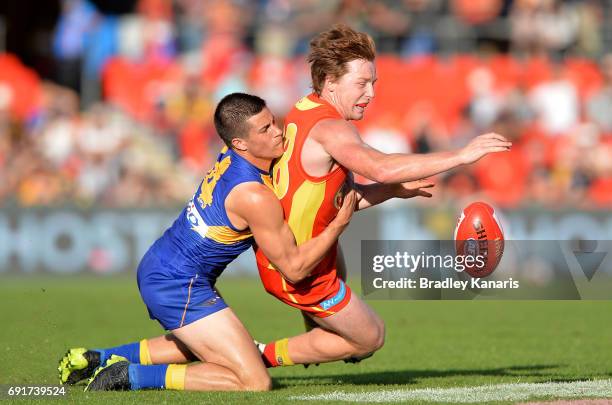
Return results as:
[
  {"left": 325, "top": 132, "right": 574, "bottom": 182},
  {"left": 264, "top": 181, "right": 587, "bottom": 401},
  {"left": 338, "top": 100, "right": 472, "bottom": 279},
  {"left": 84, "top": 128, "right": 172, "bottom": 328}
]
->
[
  {"left": 459, "top": 133, "right": 511, "bottom": 165},
  {"left": 332, "top": 189, "right": 357, "bottom": 229},
  {"left": 393, "top": 179, "right": 434, "bottom": 199}
]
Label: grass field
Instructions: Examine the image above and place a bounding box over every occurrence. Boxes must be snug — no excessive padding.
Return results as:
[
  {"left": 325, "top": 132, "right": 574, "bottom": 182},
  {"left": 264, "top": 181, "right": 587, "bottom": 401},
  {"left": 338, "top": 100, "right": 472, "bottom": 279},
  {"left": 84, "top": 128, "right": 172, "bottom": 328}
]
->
[{"left": 2, "top": 275, "right": 612, "bottom": 404}]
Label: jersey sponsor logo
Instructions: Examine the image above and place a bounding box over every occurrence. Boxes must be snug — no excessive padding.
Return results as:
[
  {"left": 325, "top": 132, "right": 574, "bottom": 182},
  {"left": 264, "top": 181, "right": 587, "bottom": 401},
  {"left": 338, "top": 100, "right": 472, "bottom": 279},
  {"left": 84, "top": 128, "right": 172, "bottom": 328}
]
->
[{"left": 320, "top": 280, "right": 346, "bottom": 310}]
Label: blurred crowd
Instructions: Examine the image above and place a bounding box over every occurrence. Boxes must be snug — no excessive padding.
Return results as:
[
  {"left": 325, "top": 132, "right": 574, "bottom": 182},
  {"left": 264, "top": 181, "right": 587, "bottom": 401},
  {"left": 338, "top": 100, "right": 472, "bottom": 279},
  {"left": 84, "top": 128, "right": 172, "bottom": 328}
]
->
[{"left": 0, "top": 0, "right": 611, "bottom": 209}]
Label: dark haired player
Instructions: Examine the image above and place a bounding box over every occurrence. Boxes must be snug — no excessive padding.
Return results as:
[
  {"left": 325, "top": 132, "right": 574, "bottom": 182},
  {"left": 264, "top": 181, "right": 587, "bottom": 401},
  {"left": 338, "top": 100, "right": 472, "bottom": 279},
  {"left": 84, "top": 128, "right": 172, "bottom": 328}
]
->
[{"left": 58, "top": 93, "right": 357, "bottom": 392}]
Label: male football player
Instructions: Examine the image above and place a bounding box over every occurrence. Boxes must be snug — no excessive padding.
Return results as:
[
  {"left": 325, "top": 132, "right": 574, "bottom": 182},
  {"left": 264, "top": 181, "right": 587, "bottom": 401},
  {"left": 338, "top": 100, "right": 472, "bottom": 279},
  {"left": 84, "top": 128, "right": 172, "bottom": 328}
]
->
[
  {"left": 254, "top": 24, "right": 512, "bottom": 368},
  {"left": 58, "top": 93, "right": 357, "bottom": 392}
]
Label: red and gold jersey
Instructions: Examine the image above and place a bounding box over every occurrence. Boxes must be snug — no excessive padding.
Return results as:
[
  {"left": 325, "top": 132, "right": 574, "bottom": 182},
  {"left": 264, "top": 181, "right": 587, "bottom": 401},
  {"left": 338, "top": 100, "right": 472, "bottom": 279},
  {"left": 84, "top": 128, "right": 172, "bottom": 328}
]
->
[{"left": 255, "top": 93, "right": 351, "bottom": 316}]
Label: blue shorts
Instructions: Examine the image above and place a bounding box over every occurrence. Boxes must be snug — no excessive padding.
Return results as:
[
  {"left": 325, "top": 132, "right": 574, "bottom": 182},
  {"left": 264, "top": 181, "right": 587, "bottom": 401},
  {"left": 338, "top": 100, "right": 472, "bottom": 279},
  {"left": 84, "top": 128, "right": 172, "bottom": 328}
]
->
[{"left": 136, "top": 250, "right": 228, "bottom": 330}]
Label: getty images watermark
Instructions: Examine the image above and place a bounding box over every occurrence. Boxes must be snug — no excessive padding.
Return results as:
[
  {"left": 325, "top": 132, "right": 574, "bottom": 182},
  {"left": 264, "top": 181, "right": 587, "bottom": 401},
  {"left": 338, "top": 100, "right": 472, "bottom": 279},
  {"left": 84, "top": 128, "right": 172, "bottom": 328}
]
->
[
  {"left": 361, "top": 240, "right": 612, "bottom": 300},
  {"left": 371, "top": 250, "right": 518, "bottom": 290}
]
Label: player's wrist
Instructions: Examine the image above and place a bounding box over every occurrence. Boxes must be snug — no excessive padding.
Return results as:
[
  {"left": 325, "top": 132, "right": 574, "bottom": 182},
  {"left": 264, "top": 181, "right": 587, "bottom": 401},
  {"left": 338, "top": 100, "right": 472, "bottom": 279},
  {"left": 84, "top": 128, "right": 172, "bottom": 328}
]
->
[
  {"left": 329, "top": 222, "right": 344, "bottom": 234},
  {"left": 455, "top": 149, "right": 469, "bottom": 166},
  {"left": 329, "top": 219, "right": 348, "bottom": 234}
]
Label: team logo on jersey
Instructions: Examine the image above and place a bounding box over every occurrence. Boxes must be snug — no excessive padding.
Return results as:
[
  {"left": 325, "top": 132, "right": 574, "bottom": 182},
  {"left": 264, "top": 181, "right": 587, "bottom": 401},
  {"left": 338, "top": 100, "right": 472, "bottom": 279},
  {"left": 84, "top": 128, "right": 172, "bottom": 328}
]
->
[{"left": 333, "top": 187, "right": 345, "bottom": 210}]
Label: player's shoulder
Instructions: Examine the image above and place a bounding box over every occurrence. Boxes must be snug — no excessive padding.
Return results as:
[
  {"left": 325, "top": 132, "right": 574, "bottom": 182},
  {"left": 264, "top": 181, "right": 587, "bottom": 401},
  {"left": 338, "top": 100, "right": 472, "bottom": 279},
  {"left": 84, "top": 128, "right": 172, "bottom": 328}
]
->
[
  {"left": 227, "top": 181, "right": 278, "bottom": 208},
  {"left": 291, "top": 94, "right": 341, "bottom": 119},
  {"left": 226, "top": 181, "right": 282, "bottom": 225},
  {"left": 310, "top": 117, "right": 358, "bottom": 143}
]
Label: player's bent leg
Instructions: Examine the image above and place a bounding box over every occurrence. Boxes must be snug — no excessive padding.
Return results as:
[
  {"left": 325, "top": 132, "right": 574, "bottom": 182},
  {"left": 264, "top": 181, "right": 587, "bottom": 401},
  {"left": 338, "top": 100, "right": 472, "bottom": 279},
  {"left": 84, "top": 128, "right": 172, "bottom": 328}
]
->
[
  {"left": 314, "top": 294, "right": 385, "bottom": 357},
  {"left": 146, "top": 334, "right": 198, "bottom": 364},
  {"left": 296, "top": 294, "right": 384, "bottom": 363},
  {"left": 282, "top": 326, "right": 357, "bottom": 364},
  {"left": 262, "top": 293, "right": 384, "bottom": 367},
  {"left": 86, "top": 308, "right": 271, "bottom": 392},
  {"left": 171, "top": 307, "right": 271, "bottom": 391}
]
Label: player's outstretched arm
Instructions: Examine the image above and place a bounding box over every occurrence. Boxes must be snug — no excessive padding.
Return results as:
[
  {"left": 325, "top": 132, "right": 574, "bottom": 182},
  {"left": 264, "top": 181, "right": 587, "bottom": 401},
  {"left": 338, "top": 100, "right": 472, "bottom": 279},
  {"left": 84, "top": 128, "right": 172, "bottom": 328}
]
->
[
  {"left": 355, "top": 179, "right": 434, "bottom": 211},
  {"left": 312, "top": 119, "right": 511, "bottom": 184},
  {"left": 228, "top": 183, "right": 356, "bottom": 284}
]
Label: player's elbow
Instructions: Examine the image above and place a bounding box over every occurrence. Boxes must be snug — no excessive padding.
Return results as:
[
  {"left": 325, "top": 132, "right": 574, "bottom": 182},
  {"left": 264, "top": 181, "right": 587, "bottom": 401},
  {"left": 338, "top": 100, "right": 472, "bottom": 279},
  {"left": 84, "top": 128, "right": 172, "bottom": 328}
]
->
[
  {"left": 282, "top": 268, "right": 308, "bottom": 284},
  {"left": 275, "top": 259, "right": 308, "bottom": 284},
  {"left": 284, "top": 275, "right": 303, "bottom": 284}
]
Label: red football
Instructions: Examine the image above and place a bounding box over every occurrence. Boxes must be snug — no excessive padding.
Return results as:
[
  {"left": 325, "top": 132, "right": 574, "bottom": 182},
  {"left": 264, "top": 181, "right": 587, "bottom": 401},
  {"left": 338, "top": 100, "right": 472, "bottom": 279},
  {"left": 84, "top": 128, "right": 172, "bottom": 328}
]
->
[{"left": 454, "top": 202, "right": 505, "bottom": 278}]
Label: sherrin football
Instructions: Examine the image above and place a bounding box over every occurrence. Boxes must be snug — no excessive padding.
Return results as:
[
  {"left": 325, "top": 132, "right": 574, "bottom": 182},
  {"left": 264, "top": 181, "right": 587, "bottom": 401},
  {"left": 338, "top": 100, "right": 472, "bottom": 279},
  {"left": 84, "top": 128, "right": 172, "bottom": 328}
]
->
[{"left": 454, "top": 202, "right": 504, "bottom": 278}]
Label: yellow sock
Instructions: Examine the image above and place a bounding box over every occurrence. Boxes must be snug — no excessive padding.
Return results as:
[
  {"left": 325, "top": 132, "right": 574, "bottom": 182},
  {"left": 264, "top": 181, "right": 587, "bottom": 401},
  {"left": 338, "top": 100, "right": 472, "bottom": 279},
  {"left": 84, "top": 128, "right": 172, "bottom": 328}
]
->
[
  {"left": 139, "top": 339, "right": 152, "bottom": 365},
  {"left": 275, "top": 338, "right": 294, "bottom": 366},
  {"left": 165, "top": 364, "right": 187, "bottom": 390}
]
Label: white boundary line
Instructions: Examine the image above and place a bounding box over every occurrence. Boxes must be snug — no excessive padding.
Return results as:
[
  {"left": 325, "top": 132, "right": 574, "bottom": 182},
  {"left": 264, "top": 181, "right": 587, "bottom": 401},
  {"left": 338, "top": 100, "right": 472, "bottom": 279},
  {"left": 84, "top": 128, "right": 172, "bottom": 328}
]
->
[{"left": 291, "top": 379, "right": 612, "bottom": 403}]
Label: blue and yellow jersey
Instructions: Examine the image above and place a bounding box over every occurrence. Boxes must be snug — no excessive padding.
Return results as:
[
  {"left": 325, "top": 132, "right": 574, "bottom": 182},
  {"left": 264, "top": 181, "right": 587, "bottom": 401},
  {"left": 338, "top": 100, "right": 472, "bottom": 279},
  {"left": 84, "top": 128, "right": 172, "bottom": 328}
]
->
[{"left": 150, "top": 146, "right": 272, "bottom": 281}]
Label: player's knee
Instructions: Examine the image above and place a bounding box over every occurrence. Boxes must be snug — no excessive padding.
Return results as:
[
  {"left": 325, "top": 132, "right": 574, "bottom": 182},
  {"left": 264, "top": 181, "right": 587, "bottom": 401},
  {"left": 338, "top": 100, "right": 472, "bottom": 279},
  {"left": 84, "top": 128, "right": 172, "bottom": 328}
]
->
[
  {"left": 238, "top": 364, "right": 272, "bottom": 392},
  {"left": 242, "top": 374, "right": 272, "bottom": 391},
  {"left": 369, "top": 322, "right": 385, "bottom": 353},
  {"left": 373, "top": 319, "right": 386, "bottom": 351},
  {"left": 357, "top": 318, "right": 385, "bottom": 355}
]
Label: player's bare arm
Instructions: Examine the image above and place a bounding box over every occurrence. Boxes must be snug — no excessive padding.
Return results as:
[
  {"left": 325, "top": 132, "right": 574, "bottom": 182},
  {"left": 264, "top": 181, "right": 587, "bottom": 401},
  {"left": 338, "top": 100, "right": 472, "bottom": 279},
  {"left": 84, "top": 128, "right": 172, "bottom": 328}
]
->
[
  {"left": 227, "top": 182, "right": 357, "bottom": 284},
  {"left": 354, "top": 179, "right": 435, "bottom": 211},
  {"left": 310, "top": 118, "right": 511, "bottom": 184}
]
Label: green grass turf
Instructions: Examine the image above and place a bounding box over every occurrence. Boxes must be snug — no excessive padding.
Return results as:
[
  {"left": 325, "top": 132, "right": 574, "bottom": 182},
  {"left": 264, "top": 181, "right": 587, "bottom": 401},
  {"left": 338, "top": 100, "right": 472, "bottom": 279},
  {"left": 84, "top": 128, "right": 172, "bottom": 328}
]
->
[{"left": 1, "top": 275, "right": 612, "bottom": 404}]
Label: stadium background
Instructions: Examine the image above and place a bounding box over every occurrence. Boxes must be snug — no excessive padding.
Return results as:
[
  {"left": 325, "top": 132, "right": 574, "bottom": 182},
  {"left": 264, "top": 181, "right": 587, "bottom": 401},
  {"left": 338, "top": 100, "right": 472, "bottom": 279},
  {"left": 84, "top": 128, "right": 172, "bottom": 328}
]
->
[
  {"left": 1, "top": 1, "right": 612, "bottom": 402},
  {"left": 0, "top": 0, "right": 611, "bottom": 275}
]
